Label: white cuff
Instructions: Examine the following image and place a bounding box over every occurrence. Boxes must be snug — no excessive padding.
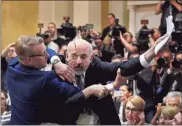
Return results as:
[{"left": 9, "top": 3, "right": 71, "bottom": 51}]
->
[
  {"left": 139, "top": 54, "right": 150, "bottom": 68},
  {"left": 167, "top": 69, "right": 172, "bottom": 74},
  {"left": 105, "top": 83, "right": 114, "bottom": 92},
  {"left": 50, "top": 55, "right": 60, "bottom": 64}
]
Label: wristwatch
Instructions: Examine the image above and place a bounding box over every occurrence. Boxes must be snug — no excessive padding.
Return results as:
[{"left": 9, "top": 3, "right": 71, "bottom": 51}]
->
[{"left": 50, "top": 56, "right": 61, "bottom": 66}]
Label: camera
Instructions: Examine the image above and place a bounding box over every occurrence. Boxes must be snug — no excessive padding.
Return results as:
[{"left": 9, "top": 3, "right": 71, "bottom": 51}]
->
[
  {"left": 60, "top": 16, "right": 76, "bottom": 41},
  {"left": 172, "top": 59, "right": 182, "bottom": 68},
  {"left": 61, "top": 25, "right": 76, "bottom": 41},
  {"left": 61, "top": 16, "right": 73, "bottom": 28},
  {"left": 172, "top": 12, "right": 182, "bottom": 45},
  {"left": 157, "top": 57, "right": 169, "bottom": 69},
  {"left": 36, "top": 33, "right": 49, "bottom": 40},
  {"left": 111, "top": 19, "right": 126, "bottom": 38},
  {"left": 136, "top": 25, "right": 154, "bottom": 53},
  {"left": 137, "top": 25, "right": 154, "bottom": 43}
]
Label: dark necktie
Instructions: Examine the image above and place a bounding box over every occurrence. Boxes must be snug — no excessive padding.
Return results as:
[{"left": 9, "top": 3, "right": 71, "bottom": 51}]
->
[
  {"left": 76, "top": 74, "right": 92, "bottom": 115},
  {"left": 75, "top": 74, "right": 85, "bottom": 90}
]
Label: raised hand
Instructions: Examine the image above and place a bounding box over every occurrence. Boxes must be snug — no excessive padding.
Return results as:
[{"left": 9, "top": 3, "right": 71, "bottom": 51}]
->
[
  {"left": 1, "top": 43, "right": 15, "bottom": 57},
  {"left": 113, "top": 68, "right": 127, "bottom": 88},
  {"left": 138, "top": 112, "right": 145, "bottom": 125}
]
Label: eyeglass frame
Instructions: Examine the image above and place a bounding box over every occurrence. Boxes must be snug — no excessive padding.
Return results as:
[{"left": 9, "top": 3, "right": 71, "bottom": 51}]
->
[
  {"left": 28, "top": 49, "right": 47, "bottom": 57},
  {"left": 125, "top": 107, "right": 143, "bottom": 113}
]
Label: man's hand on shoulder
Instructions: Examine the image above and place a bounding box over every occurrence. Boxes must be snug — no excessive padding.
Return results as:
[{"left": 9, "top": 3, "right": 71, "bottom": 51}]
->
[{"left": 54, "top": 61, "right": 75, "bottom": 83}]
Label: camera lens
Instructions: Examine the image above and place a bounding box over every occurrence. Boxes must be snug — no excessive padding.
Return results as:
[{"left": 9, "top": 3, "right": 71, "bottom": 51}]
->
[
  {"left": 172, "top": 59, "right": 181, "bottom": 68},
  {"left": 157, "top": 58, "right": 166, "bottom": 68}
]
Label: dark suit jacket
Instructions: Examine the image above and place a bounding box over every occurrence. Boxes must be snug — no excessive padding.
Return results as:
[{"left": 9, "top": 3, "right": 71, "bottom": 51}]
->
[
  {"left": 84, "top": 56, "right": 144, "bottom": 125},
  {"left": 6, "top": 59, "right": 85, "bottom": 125}
]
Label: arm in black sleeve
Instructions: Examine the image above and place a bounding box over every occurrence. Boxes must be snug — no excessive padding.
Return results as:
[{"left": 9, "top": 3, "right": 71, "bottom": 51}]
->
[
  {"left": 43, "top": 72, "right": 86, "bottom": 124},
  {"left": 92, "top": 56, "right": 144, "bottom": 82},
  {"left": 1, "top": 57, "right": 8, "bottom": 73},
  {"left": 100, "top": 27, "right": 110, "bottom": 41}
]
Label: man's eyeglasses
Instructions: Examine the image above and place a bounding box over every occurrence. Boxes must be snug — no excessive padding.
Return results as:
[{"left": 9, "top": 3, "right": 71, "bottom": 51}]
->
[
  {"left": 29, "top": 50, "right": 47, "bottom": 57},
  {"left": 125, "top": 107, "right": 142, "bottom": 113}
]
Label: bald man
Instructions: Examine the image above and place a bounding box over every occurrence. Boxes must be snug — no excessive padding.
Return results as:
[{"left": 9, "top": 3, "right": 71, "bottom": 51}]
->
[{"left": 54, "top": 33, "right": 168, "bottom": 125}]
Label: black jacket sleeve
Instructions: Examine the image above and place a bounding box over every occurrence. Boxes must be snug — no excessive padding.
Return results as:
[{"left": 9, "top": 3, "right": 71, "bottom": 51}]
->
[
  {"left": 1, "top": 57, "right": 8, "bottom": 73},
  {"left": 90, "top": 56, "right": 144, "bottom": 82}
]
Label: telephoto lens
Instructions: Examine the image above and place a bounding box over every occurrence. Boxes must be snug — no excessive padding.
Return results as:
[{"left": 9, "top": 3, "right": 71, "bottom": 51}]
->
[
  {"left": 172, "top": 59, "right": 182, "bottom": 68},
  {"left": 157, "top": 57, "right": 166, "bottom": 68}
]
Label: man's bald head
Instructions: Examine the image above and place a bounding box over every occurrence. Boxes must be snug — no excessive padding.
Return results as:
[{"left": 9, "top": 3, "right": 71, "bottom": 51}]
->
[
  {"left": 66, "top": 38, "right": 93, "bottom": 75},
  {"left": 67, "top": 38, "right": 93, "bottom": 56}
]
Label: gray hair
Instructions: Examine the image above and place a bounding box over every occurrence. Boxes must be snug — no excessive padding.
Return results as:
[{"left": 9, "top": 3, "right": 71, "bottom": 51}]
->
[
  {"left": 67, "top": 38, "right": 93, "bottom": 56},
  {"left": 166, "top": 91, "right": 182, "bottom": 107},
  {"left": 15, "top": 35, "right": 44, "bottom": 58}
]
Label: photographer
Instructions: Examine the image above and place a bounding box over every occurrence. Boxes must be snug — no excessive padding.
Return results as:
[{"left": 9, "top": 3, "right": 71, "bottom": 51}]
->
[
  {"left": 136, "top": 25, "right": 160, "bottom": 55},
  {"left": 100, "top": 13, "right": 127, "bottom": 61},
  {"left": 120, "top": 32, "right": 140, "bottom": 59},
  {"left": 39, "top": 30, "right": 59, "bottom": 53},
  {"left": 155, "top": 0, "right": 182, "bottom": 35},
  {"left": 169, "top": 51, "right": 182, "bottom": 92},
  {"left": 47, "top": 22, "right": 58, "bottom": 40},
  {"left": 149, "top": 28, "right": 161, "bottom": 47}
]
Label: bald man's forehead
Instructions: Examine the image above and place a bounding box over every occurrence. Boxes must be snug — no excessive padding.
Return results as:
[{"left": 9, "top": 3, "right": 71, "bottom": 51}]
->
[{"left": 68, "top": 41, "right": 91, "bottom": 55}]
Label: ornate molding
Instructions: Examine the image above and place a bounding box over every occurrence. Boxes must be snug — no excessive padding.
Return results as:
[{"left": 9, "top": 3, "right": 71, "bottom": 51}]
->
[
  {"left": 127, "top": 1, "right": 159, "bottom": 6},
  {"left": 127, "top": 5, "right": 137, "bottom": 11}
]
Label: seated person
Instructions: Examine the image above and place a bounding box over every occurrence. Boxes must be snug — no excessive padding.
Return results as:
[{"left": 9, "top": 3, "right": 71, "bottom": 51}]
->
[
  {"left": 1, "top": 89, "right": 11, "bottom": 125},
  {"left": 118, "top": 84, "right": 133, "bottom": 124},
  {"left": 158, "top": 106, "right": 179, "bottom": 125},
  {"left": 124, "top": 95, "right": 145, "bottom": 125}
]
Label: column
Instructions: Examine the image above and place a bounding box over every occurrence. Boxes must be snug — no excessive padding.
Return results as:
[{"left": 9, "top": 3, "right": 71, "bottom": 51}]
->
[{"left": 128, "top": 5, "right": 136, "bottom": 36}]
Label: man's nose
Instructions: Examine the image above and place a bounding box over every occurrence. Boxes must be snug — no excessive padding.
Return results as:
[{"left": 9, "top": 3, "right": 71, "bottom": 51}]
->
[{"left": 76, "top": 57, "right": 82, "bottom": 64}]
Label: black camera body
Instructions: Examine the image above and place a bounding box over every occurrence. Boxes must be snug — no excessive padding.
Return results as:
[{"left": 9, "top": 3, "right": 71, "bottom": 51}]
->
[
  {"left": 137, "top": 25, "right": 154, "bottom": 43},
  {"left": 36, "top": 33, "right": 49, "bottom": 40},
  {"left": 136, "top": 25, "right": 155, "bottom": 53},
  {"left": 157, "top": 57, "right": 169, "bottom": 69},
  {"left": 60, "top": 23, "right": 76, "bottom": 41},
  {"left": 172, "top": 59, "right": 182, "bottom": 68},
  {"left": 172, "top": 12, "right": 182, "bottom": 45},
  {"left": 111, "top": 19, "right": 126, "bottom": 38}
]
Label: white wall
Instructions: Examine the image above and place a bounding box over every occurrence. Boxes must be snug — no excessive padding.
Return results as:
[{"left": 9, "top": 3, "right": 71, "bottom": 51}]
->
[
  {"left": 54, "top": 1, "right": 69, "bottom": 28},
  {"left": 38, "top": 1, "right": 102, "bottom": 32},
  {"left": 39, "top": 1, "right": 55, "bottom": 32},
  {"left": 135, "top": 5, "right": 161, "bottom": 33},
  {"left": 73, "top": 1, "right": 89, "bottom": 27},
  {"left": 39, "top": 1, "right": 69, "bottom": 32}
]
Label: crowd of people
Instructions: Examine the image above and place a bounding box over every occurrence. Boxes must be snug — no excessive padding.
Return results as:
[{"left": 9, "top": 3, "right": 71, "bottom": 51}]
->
[{"left": 1, "top": 0, "right": 182, "bottom": 125}]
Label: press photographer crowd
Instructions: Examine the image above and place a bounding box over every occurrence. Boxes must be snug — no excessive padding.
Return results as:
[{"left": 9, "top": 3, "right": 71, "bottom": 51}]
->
[{"left": 1, "top": 0, "right": 182, "bottom": 125}]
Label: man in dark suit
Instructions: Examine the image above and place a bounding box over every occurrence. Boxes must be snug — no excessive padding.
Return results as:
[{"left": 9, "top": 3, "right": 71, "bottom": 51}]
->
[
  {"left": 6, "top": 36, "right": 109, "bottom": 125},
  {"left": 61, "top": 33, "right": 169, "bottom": 124}
]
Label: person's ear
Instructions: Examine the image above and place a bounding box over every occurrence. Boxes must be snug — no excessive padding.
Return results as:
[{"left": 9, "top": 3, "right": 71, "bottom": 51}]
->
[
  {"left": 66, "top": 52, "right": 69, "bottom": 62},
  {"left": 129, "top": 92, "right": 132, "bottom": 97},
  {"left": 90, "top": 54, "right": 94, "bottom": 63}
]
